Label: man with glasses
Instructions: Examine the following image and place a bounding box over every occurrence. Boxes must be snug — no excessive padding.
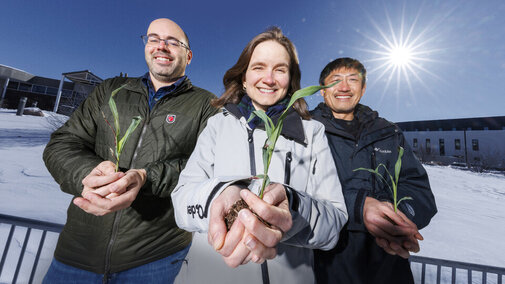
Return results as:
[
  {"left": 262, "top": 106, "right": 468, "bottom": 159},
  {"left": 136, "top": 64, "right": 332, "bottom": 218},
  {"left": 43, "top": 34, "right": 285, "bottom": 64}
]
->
[
  {"left": 43, "top": 18, "right": 218, "bottom": 283},
  {"left": 311, "top": 57, "right": 437, "bottom": 283}
]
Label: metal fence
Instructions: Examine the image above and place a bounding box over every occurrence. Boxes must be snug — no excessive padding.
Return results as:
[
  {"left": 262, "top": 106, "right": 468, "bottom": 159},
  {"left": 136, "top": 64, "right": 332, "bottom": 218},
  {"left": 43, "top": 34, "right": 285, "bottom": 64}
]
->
[
  {"left": 410, "top": 255, "right": 505, "bottom": 284},
  {"left": 1, "top": 213, "right": 504, "bottom": 284},
  {"left": 0, "top": 214, "right": 63, "bottom": 284}
]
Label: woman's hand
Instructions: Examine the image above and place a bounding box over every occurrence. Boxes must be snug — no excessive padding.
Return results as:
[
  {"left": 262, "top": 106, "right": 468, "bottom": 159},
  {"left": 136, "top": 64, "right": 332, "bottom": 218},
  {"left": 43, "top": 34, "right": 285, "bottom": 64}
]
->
[{"left": 207, "top": 183, "right": 293, "bottom": 267}]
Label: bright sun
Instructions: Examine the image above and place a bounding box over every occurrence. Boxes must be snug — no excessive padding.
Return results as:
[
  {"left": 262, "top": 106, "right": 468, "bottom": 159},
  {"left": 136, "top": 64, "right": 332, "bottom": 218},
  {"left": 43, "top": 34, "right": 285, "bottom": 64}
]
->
[
  {"left": 353, "top": 3, "right": 443, "bottom": 100},
  {"left": 388, "top": 45, "right": 413, "bottom": 67}
]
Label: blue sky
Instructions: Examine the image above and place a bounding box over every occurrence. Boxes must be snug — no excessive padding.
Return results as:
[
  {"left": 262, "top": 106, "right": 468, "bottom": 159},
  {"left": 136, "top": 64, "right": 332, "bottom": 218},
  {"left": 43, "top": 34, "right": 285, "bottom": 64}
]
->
[{"left": 1, "top": 0, "right": 504, "bottom": 122}]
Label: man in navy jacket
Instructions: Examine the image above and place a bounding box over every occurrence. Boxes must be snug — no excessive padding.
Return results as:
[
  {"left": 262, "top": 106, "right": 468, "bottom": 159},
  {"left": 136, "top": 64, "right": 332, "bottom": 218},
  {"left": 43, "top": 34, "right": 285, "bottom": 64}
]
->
[{"left": 311, "top": 57, "right": 437, "bottom": 284}]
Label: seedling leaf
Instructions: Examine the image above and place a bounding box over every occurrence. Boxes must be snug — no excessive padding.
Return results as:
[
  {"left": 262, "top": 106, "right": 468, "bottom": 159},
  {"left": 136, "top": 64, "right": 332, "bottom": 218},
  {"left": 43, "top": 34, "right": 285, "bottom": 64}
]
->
[
  {"left": 353, "top": 146, "right": 410, "bottom": 212},
  {"left": 103, "top": 85, "right": 142, "bottom": 172},
  {"left": 117, "top": 116, "right": 142, "bottom": 154},
  {"left": 254, "top": 82, "right": 338, "bottom": 198}
]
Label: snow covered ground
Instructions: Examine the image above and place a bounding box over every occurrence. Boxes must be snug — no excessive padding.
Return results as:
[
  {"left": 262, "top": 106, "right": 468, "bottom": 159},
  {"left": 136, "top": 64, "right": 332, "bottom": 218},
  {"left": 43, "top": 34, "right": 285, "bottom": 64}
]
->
[{"left": 1, "top": 108, "right": 504, "bottom": 283}]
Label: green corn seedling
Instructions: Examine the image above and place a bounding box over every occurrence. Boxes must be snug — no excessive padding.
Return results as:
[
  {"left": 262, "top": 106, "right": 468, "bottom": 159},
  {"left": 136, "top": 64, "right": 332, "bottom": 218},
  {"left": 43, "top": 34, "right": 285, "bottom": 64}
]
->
[
  {"left": 353, "top": 146, "right": 412, "bottom": 212},
  {"left": 248, "top": 81, "right": 339, "bottom": 199},
  {"left": 101, "top": 85, "right": 142, "bottom": 172}
]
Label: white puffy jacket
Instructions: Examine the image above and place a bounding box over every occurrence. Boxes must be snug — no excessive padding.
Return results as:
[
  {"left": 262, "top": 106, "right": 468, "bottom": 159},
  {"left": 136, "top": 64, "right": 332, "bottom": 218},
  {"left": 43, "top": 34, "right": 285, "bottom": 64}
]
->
[{"left": 172, "top": 104, "right": 347, "bottom": 284}]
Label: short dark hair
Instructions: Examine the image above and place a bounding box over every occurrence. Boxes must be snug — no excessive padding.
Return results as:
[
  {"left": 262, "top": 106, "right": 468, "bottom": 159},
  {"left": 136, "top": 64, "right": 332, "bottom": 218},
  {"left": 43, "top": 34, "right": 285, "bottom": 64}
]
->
[
  {"left": 319, "top": 57, "right": 366, "bottom": 87},
  {"left": 212, "top": 26, "right": 310, "bottom": 119}
]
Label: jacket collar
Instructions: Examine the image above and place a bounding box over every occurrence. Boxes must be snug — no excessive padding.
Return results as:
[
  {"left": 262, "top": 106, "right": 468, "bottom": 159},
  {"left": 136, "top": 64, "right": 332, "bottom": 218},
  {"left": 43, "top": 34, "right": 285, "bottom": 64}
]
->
[
  {"left": 312, "top": 103, "right": 395, "bottom": 141},
  {"left": 224, "top": 103, "right": 307, "bottom": 146},
  {"left": 311, "top": 103, "right": 355, "bottom": 139},
  {"left": 123, "top": 76, "right": 193, "bottom": 97}
]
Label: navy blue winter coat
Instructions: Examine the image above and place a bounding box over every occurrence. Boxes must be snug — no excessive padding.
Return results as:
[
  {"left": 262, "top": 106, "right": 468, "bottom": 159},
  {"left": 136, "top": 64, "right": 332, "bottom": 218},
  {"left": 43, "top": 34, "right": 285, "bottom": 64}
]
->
[{"left": 311, "top": 103, "right": 437, "bottom": 284}]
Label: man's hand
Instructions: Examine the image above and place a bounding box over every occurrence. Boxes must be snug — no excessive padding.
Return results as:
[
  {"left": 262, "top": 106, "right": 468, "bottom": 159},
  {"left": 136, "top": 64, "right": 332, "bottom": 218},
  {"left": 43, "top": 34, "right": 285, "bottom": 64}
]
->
[
  {"left": 74, "top": 161, "right": 124, "bottom": 214},
  {"left": 74, "top": 166, "right": 147, "bottom": 216},
  {"left": 81, "top": 161, "right": 121, "bottom": 189},
  {"left": 363, "top": 197, "right": 422, "bottom": 258}
]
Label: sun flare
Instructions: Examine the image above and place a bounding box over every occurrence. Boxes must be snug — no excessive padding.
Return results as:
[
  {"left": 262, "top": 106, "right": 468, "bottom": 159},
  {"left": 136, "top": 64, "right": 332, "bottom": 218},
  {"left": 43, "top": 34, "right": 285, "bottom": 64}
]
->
[
  {"left": 388, "top": 45, "right": 413, "bottom": 67},
  {"left": 353, "top": 2, "right": 447, "bottom": 102}
]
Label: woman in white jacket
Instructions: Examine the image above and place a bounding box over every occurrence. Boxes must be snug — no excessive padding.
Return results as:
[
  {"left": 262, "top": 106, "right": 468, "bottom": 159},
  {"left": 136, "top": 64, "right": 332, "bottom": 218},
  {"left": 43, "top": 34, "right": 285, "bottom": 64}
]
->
[{"left": 171, "top": 27, "right": 347, "bottom": 284}]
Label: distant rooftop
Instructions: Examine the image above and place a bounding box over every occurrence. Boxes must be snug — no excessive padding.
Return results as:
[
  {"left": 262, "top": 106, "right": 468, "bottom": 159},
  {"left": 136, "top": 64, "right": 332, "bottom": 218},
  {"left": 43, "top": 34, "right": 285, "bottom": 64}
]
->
[
  {"left": 62, "top": 70, "right": 103, "bottom": 85},
  {"left": 397, "top": 116, "right": 505, "bottom": 131},
  {"left": 0, "top": 64, "right": 34, "bottom": 81},
  {"left": 0, "top": 65, "right": 103, "bottom": 86}
]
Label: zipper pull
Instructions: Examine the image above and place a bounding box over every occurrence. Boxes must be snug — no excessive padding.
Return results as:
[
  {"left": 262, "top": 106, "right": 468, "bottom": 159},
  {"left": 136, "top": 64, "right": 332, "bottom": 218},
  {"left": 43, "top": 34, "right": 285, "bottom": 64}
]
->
[{"left": 248, "top": 129, "right": 254, "bottom": 143}]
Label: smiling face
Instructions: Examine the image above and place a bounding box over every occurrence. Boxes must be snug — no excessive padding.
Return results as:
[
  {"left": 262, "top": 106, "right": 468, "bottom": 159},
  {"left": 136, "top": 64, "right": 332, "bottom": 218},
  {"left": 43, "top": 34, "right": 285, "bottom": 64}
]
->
[
  {"left": 144, "top": 19, "right": 192, "bottom": 88},
  {"left": 243, "top": 40, "right": 290, "bottom": 111},
  {"left": 321, "top": 67, "right": 366, "bottom": 121}
]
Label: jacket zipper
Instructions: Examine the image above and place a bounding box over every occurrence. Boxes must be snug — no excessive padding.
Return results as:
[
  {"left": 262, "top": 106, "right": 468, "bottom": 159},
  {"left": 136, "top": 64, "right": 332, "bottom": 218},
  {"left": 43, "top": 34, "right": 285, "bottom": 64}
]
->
[
  {"left": 102, "top": 100, "right": 150, "bottom": 281},
  {"left": 247, "top": 128, "right": 270, "bottom": 284},
  {"left": 102, "top": 210, "right": 123, "bottom": 283},
  {"left": 371, "top": 145, "right": 377, "bottom": 195},
  {"left": 284, "top": 152, "right": 292, "bottom": 184},
  {"left": 247, "top": 129, "right": 256, "bottom": 176}
]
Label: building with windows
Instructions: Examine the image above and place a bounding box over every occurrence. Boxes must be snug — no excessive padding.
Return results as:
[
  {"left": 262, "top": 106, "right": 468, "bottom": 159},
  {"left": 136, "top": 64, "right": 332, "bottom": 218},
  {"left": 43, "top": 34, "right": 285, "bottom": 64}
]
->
[
  {"left": 0, "top": 64, "right": 102, "bottom": 115},
  {"left": 397, "top": 116, "right": 505, "bottom": 170}
]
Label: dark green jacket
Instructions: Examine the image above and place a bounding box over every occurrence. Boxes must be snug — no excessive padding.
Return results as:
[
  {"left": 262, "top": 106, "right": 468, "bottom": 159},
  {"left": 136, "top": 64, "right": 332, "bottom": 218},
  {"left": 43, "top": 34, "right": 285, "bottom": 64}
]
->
[{"left": 43, "top": 76, "right": 218, "bottom": 274}]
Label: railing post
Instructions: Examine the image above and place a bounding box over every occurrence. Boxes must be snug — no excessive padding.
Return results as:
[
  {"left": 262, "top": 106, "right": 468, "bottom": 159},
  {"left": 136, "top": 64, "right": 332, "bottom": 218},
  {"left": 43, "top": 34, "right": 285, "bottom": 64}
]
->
[
  {"left": 451, "top": 267, "right": 455, "bottom": 284},
  {"left": 0, "top": 225, "right": 15, "bottom": 276},
  {"left": 421, "top": 263, "right": 426, "bottom": 284},
  {"left": 29, "top": 230, "right": 47, "bottom": 284},
  {"left": 13, "top": 228, "right": 31, "bottom": 283}
]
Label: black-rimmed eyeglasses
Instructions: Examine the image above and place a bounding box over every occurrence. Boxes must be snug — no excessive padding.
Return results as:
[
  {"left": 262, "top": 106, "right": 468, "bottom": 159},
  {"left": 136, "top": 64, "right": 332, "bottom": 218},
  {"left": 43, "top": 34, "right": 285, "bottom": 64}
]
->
[{"left": 141, "top": 35, "right": 190, "bottom": 50}]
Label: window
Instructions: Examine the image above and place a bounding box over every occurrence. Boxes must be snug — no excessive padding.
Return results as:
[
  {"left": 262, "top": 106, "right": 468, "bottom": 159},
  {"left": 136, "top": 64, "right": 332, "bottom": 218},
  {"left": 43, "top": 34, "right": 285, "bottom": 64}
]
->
[
  {"left": 18, "top": 83, "right": 32, "bottom": 91},
  {"left": 413, "top": 138, "right": 418, "bottom": 148},
  {"left": 439, "top": 139, "right": 445, "bottom": 156},
  {"left": 46, "top": 87, "right": 58, "bottom": 95},
  {"left": 455, "top": 139, "right": 461, "bottom": 150},
  {"left": 426, "top": 139, "right": 431, "bottom": 154},
  {"left": 472, "top": 139, "right": 479, "bottom": 151},
  {"left": 7, "top": 81, "right": 19, "bottom": 90},
  {"left": 62, "top": 89, "right": 73, "bottom": 97},
  {"left": 32, "top": 85, "right": 47, "bottom": 94}
]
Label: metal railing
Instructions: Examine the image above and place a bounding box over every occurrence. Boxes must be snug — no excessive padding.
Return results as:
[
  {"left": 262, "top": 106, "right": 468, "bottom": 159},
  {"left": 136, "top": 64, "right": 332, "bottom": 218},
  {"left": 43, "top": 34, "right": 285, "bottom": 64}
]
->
[
  {"left": 1, "top": 213, "right": 505, "bottom": 284},
  {"left": 410, "top": 255, "right": 505, "bottom": 284},
  {"left": 0, "top": 214, "right": 63, "bottom": 284}
]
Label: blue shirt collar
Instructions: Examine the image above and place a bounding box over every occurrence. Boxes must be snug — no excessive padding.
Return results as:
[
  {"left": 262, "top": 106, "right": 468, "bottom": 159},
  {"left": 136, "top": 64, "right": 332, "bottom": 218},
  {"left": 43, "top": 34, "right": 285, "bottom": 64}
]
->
[{"left": 141, "top": 72, "right": 187, "bottom": 110}]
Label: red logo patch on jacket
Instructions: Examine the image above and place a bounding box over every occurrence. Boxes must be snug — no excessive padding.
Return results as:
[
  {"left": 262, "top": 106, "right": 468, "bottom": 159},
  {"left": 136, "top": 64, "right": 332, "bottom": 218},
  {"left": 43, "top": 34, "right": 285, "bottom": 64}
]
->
[{"left": 166, "top": 114, "right": 176, "bottom": 124}]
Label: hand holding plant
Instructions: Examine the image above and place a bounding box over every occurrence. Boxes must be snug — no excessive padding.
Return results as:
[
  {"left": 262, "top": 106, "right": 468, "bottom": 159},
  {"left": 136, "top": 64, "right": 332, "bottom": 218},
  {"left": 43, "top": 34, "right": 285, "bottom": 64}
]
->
[{"left": 354, "top": 146, "right": 412, "bottom": 213}]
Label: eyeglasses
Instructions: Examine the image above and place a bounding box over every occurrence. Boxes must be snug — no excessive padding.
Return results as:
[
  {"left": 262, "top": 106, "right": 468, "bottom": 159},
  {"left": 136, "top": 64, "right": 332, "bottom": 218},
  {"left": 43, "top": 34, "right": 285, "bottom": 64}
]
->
[
  {"left": 141, "top": 35, "right": 190, "bottom": 50},
  {"left": 327, "top": 73, "right": 363, "bottom": 87}
]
